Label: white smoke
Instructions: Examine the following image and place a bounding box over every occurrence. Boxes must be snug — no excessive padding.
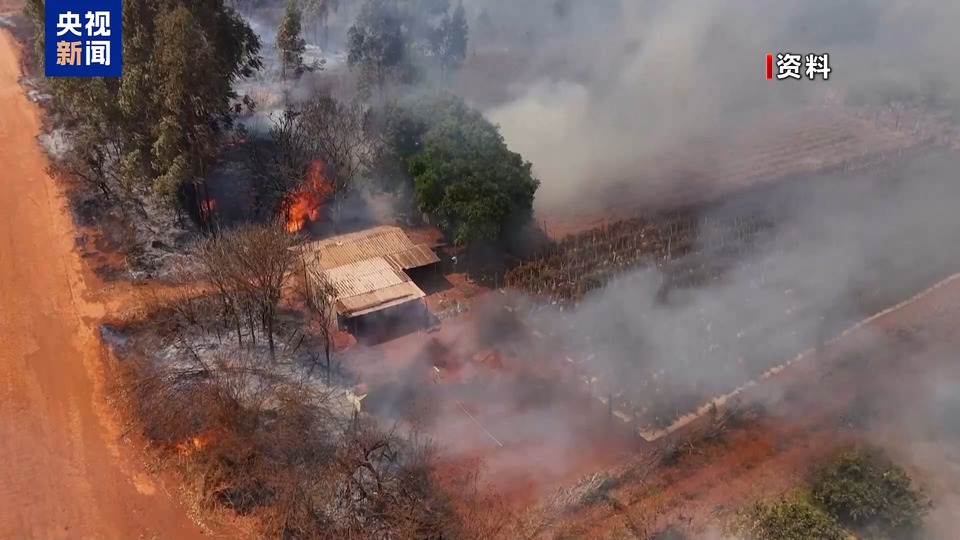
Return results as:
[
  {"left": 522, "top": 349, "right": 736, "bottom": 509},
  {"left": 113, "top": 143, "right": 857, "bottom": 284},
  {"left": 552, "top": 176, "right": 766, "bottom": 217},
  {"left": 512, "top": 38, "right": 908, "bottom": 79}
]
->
[{"left": 480, "top": 0, "right": 960, "bottom": 213}]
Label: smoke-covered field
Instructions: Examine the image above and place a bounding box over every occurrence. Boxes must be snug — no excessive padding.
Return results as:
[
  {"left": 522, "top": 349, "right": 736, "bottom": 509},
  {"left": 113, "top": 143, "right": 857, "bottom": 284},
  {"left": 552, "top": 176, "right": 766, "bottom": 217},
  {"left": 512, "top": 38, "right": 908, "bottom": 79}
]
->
[
  {"left": 215, "top": 1, "right": 960, "bottom": 536},
  {"left": 469, "top": 0, "right": 960, "bottom": 217}
]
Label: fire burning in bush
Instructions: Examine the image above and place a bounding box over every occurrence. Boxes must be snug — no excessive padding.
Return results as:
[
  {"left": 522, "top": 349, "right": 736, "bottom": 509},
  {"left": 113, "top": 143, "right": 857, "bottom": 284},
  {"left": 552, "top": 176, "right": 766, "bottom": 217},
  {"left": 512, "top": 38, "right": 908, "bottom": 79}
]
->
[
  {"left": 175, "top": 431, "right": 217, "bottom": 455},
  {"left": 285, "top": 159, "right": 332, "bottom": 233},
  {"left": 200, "top": 198, "right": 216, "bottom": 219}
]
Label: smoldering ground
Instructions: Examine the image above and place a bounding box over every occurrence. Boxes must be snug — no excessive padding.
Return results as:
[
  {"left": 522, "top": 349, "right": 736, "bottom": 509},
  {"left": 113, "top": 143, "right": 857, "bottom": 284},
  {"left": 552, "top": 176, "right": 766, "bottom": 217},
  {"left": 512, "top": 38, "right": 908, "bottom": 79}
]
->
[
  {"left": 212, "top": 2, "right": 960, "bottom": 533},
  {"left": 561, "top": 150, "right": 960, "bottom": 390},
  {"left": 479, "top": 0, "right": 960, "bottom": 214},
  {"left": 354, "top": 150, "right": 960, "bottom": 522},
  {"left": 528, "top": 149, "right": 960, "bottom": 435}
]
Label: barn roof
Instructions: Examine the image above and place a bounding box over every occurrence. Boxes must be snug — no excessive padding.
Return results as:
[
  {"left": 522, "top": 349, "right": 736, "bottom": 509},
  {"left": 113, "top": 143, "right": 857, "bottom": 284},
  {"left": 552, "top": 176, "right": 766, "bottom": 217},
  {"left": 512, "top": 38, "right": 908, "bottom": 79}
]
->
[
  {"left": 304, "top": 226, "right": 440, "bottom": 270},
  {"left": 302, "top": 227, "right": 439, "bottom": 318}
]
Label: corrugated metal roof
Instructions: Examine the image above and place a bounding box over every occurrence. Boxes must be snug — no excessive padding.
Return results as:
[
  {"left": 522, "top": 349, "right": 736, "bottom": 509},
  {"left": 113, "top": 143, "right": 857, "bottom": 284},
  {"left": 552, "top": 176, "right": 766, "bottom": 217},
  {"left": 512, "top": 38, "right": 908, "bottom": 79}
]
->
[
  {"left": 384, "top": 244, "right": 441, "bottom": 270},
  {"left": 303, "top": 226, "right": 439, "bottom": 319},
  {"left": 338, "top": 282, "right": 426, "bottom": 317},
  {"left": 324, "top": 257, "right": 407, "bottom": 299},
  {"left": 304, "top": 226, "right": 438, "bottom": 271}
]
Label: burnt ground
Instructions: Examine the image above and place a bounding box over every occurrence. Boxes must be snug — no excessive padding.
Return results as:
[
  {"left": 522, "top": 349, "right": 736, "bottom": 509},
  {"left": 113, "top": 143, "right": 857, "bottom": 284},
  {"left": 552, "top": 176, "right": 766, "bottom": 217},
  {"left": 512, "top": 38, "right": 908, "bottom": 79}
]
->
[
  {"left": 343, "top": 309, "right": 637, "bottom": 509},
  {"left": 335, "top": 269, "right": 960, "bottom": 540},
  {"left": 535, "top": 273, "right": 960, "bottom": 539}
]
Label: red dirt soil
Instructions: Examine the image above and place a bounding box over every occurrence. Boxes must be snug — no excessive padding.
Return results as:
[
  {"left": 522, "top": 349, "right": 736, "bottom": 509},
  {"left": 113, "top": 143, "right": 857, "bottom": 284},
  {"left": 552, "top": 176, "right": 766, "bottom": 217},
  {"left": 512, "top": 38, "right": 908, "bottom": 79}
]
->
[
  {"left": 347, "top": 312, "right": 635, "bottom": 510},
  {"left": 551, "top": 274, "right": 960, "bottom": 539},
  {"left": 0, "top": 30, "right": 214, "bottom": 539}
]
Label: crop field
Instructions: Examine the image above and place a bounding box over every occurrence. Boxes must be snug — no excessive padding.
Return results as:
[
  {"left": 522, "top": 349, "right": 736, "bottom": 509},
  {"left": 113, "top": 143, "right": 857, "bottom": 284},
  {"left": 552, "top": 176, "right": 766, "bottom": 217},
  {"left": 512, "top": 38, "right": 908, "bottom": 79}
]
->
[
  {"left": 513, "top": 226, "right": 902, "bottom": 436},
  {"left": 541, "top": 107, "right": 940, "bottom": 238},
  {"left": 510, "top": 221, "right": 794, "bottom": 433},
  {"left": 507, "top": 140, "right": 952, "bottom": 435},
  {"left": 506, "top": 208, "right": 772, "bottom": 301}
]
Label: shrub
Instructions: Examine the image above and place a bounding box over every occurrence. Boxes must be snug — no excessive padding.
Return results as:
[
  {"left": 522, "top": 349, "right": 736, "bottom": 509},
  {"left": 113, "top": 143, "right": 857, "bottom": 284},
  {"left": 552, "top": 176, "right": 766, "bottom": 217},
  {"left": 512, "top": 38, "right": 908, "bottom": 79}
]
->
[
  {"left": 737, "top": 495, "right": 848, "bottom": 540},
  {"left": 811, "top": 449, "right": 928, "bottom": 536}
]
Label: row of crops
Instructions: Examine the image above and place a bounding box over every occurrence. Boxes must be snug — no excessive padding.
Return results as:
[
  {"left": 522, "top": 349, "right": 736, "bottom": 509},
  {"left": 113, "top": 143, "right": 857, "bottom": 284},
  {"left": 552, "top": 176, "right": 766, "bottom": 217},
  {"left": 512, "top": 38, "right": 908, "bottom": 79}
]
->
[
  {"left": 505, "top": 203, "right": 779, "bottom": 302},
  {"left": 506, "top": 140, "right": 939, "bottom": 304},
  {"left": 506, "top": 142, "right": 943, "bottom": 432}
]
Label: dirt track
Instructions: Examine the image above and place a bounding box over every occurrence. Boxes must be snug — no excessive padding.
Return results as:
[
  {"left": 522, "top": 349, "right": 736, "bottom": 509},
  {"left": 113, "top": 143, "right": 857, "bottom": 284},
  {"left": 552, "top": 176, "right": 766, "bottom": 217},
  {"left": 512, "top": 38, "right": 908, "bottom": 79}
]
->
[{"left": 0, "top": 31, "right": 209, "bottom": 539}]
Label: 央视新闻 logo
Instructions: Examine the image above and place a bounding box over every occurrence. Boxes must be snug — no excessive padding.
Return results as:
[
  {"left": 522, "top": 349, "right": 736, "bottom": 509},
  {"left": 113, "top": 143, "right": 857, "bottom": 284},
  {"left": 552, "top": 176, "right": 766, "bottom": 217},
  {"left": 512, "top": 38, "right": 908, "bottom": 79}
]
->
[{"left": 45, "top": 0, "right": 122, "bottom": 77}]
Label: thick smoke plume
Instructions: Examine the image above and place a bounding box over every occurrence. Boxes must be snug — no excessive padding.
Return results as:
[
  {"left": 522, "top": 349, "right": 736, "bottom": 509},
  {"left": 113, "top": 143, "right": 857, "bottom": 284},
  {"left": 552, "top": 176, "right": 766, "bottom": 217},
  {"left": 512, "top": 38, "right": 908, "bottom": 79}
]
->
[
  {"left": 224, "top": 2, "right": 960, "bottom": 534},
  {"left": 480, "top": 0, "right": 960, "bottom": 213}
]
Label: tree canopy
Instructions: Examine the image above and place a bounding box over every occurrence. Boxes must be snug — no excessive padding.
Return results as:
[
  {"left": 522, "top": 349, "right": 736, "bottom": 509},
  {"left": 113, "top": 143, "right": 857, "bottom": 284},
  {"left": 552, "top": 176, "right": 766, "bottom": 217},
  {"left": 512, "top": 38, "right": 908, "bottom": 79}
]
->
[
  {"left": 276, "top": 0, "right": 308, "bottom": 79},
  {"left": 389, "top": 95, "right": 539, "bottom": 245},
  {"left": 347, "top": 0, "right": 469, "bottom": 96},
  {"left": 28, "top": 0, "right": 261, "bottom": 208},
  {"left": 300, "top": 0, "right": 340, "bottom": 45},
  {"left": 433, "top": 2, "right": 468, "bottom": 78},
  {"left": 739, "top": 495, "right": 848, "bottom": 540},
  {"left": 811, "top": 449, "right": 928, "bottom": 537}
]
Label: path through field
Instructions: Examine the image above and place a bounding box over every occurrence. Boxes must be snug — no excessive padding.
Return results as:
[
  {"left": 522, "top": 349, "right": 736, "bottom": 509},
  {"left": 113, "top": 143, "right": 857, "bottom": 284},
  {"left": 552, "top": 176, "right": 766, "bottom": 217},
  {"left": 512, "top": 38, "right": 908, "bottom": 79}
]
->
[{"left": 0, "top": 30, "right": 209, "bottom": 540}]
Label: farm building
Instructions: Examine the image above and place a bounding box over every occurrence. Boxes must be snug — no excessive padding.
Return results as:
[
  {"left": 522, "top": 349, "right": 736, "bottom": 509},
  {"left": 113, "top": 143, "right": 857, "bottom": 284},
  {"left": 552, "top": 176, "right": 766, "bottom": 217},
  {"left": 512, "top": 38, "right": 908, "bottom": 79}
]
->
[{"left": 301, "top": 226, "right": 440, "bottom": 335}]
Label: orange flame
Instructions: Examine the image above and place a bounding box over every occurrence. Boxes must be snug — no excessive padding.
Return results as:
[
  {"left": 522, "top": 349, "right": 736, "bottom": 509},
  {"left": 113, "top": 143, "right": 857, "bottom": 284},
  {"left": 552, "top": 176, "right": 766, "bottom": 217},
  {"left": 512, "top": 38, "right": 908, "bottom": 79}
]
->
[
  {"left": 200, "top": 199, "right": 216, "bottom": 218},
  {"left": 285, "top": 159, "right": 332, "bottom": 233},
  {"left": 175, "top": 431, "right": 216, "bottom": 455}
]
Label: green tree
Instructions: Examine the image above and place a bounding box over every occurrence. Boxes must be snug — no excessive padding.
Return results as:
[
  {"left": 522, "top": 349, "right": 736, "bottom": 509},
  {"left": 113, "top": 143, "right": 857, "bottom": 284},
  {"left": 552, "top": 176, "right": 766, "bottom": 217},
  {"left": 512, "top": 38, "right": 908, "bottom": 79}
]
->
[
  {"left": 402, "top": 95, "right": 539, "bottom": 245},
  {"left": 348, "top": 0, "right": 467, "bottom": 95},
  {"left": 476, "top": 8, "right": 496, "bottom": 41},
  {"left": 347, "top": 0, "right": 407, "bottom": 98},
  {"left": 277, "top": 0, "right": 308, "bottom": 79},
  {"left": 433, "top": 1, "right": 468, "bottom": 80},
  {"left": 35, "top": 0, "right": 261, "bottom": 215},
  {"left": 738, "top": 495, "right": 848, "bottom": 540},
  {"left": 301, "top": 0, "right": 339, "bottom": 46},
  {"left": 811, "top": 449, "right": 929, "bottom": 537}
]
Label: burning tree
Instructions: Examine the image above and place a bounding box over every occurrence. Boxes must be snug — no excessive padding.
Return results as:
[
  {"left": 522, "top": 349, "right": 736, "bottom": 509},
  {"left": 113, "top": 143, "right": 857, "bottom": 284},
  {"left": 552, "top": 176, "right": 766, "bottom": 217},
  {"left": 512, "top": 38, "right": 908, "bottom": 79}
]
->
[
  {"left": 248, "top": 108, "right": 315, "bottom": 220},
  {"left": 284, "top": 159, "right": 333, "bottom": 233},
  {"left": 300, "top": 94, "right": 378, "bottom": 229},
  {"left": 249, "top": 93, "right": 377, "bottom": 232}
]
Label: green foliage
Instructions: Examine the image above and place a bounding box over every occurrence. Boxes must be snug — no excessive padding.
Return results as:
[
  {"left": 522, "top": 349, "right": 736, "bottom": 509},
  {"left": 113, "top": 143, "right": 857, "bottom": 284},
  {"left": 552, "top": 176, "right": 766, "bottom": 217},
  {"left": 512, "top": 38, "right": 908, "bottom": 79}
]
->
[
  {"left": 432, "top": 2, "right": 468, "bottom": 78},
  {"left": 276, "top": 0, "right": 307, "bottom": 79},
  {"left": 37, "top": 0, "right": 261, "bottom": 208},
  {"left": 347, "top": 0, "right": 469, "bottom": 96},
  {"left": 22, "top": 0, "right": 45, "bottom": 67},
  {"left": 448, "top": 3, "right": 469, "bottom": 64},
  {"left": 347, "top": 0, "right": 410, "bottom": 97},
  {"left": 300, "top": 0, "right": 339, "bottom": 45},
  {"left": 811, "top": 449, "right": 929, "bottom": 536},
  {"left": 736, "top": 495, "right": 849, "bottom": 540},
  {"left": 394, "top": 95, "right": 539, "bottom": 245}
]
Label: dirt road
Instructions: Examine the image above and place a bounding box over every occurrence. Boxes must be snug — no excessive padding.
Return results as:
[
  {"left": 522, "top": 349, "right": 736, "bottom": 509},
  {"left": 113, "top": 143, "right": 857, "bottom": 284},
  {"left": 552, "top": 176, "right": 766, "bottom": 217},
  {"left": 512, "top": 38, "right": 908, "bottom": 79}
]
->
[{"left": 0, "top": 31, "right": 210, "bottom": 540}]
